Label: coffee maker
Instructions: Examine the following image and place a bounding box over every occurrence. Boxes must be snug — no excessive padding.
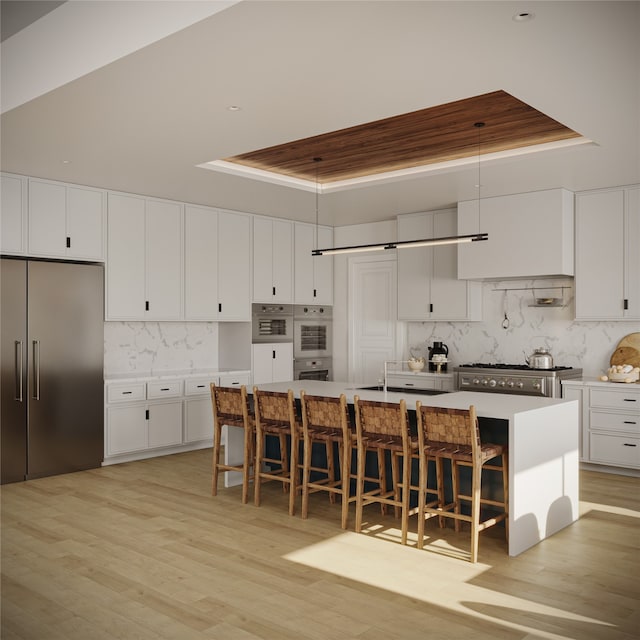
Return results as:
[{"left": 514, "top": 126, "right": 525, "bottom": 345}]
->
[{"left": 428, "top": 341, "right": 449, "bottom": 372}]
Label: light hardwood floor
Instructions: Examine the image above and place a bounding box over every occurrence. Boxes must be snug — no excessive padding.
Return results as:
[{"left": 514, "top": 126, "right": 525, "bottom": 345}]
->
[{"left": 1, "top": 449, "right": 638, "bottom": 640}]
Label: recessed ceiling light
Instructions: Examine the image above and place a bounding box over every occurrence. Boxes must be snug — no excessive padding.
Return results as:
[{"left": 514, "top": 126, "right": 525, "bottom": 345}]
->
[
  {"left": 227, "top": 105, "right": 242, "bottom": 111},
  {"left": 61, "top": 159, "right": 71, "bottom": 164},
  {"left": 513, "top": 11, "right": 535, "bottom": 22}
]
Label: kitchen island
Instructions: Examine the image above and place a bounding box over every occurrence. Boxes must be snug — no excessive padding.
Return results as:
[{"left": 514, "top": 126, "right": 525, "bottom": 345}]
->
[{"left": 225, "top": 381, "right": 579, "bottom": 557}]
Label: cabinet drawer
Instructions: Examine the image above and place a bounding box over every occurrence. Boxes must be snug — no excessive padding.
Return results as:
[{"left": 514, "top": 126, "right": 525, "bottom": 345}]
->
[
  {"left": 185, "top": 378, "right": 215, "bottom": 396},
  {"left": 386, "top": 374, "right": 437, "bottom": 391},
  {"left": 107, "top": 383, "right": 146, "bottom": 403},
  {"left": 590, "top": 388, "right": 640, "bottom": 411},
  {"left": 147, "top": 380, "right": 183, "bottom": 399},
  {"left": 219, "top": 373, "right": 250, "bottom": 388},
  {"left": 590, "top": 410, "right": 640, "bottom": 434},
  {"left": 590, "top": 433, "right": 640, "bottom": 468}
]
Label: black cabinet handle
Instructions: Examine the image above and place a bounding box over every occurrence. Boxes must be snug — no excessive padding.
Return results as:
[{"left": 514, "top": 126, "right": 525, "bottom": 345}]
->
[
  {"left": 145, "top": 409, "right": 150, "bottom": 420},
  {"left": 623, "top": 398, "right": 637, "bottom": 402},
  {"left": 160, "top": 387, "right": 169, "bottom": 391},
  {"left": 218, "top": 303, "right": 222, "bottom": 313},
  {"left": 273, "top": 286, "right": 276, "bottom": 295},
  {"left": 623, "top": 443, "right": 637, "bottom": 447},
  {"left": 122, "top": 391, "right": 132, "bottom": 395},
  {"left": 623, "top": 299, "right": 629, "bottom": 310},
  {"left": 272, "top": 350, "right": 276, "bottom": 359},
  {"left": 66, "top": 236, "right": 71, "bottom": 248},
  {"left": 313, "top": 289, "right": 317, "bottom": 298},
  {"left": 145, "top": 301, "right": 149, "bottom": 311},
  {"left": 429, "top": 303, "right": 434, "bottom": 313}
]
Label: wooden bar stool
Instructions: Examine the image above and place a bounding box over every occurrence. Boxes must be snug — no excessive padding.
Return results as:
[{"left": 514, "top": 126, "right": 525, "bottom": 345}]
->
[
  {"left": 253, "top": 387, "right": 300, "bottom": 516},
  {"left": 415, "top": 402, "right": 508, "bottom": 563},
  {"left": 210, "top": 383, "right": 255, "bottom": 504},
  {"left": 353, "top": 395, "right": 415, "bottom": 545},
  {"left": 299, "top": 391, "right": 356, "bottom": 529}
]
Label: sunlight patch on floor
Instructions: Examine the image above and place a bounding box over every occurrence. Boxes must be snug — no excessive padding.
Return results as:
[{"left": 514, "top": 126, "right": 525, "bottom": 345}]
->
[
  {"left": 283, "top": 531, "right": 614, "bottom": 640},
  {"left": 579, "top": 500, "right": 640, "bottom": 519}
]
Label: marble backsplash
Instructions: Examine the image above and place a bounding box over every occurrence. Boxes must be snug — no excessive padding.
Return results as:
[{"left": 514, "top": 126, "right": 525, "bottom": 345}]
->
[
  {"left": 104, "top": 322, "right": 219, "bottom": 375},
  {"left": 406, "top": 279, "right": 638, "bottom": 377}
]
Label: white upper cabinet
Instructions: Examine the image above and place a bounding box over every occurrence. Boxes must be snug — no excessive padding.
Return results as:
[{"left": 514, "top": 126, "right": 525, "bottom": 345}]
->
[
  {"left": 107, "top": 193, "right": 183, "bottom": 320},
  {"left": 294, "top": 222, "right": 333, "bottom": 304},
  {"left": 184, "top": 205, "right": 251, "bottom": 321},
  {"left": 397, "top": 209, "right": 481, "bottom": 321},
  {"left": 0, "top": 173, "right": 27, "bottom": 255},
  {"left": 575, "top": 186, "right": 640, "bottom": 320},
  {"left": 28, "top": 178, "right": 105, "bottom": 260},
  {"left": 457, "top": 188, "right": 574, "bottom": 280},
  {"left": 253, "top": 217, "right": 293, "bottom": 303}
]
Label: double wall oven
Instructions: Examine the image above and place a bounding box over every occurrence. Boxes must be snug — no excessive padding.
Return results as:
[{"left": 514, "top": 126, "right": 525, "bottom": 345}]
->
[{"left": 293, "top": 305, "right": 333, "bottom": 381}]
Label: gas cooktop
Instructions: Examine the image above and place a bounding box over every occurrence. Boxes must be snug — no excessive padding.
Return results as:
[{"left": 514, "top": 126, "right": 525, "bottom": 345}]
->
[{"left": 458, "top": 363, "right": 575, "bottom": 372}]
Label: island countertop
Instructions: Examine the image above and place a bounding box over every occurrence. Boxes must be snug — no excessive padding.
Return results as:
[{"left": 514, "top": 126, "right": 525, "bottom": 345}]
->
[{"left": 249, "top": 380, "right": 574, "bottom": 421}]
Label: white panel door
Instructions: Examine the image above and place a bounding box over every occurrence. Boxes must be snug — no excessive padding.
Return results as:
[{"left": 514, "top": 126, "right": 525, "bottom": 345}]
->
[
  {"left": 313, "top": 225, "right": 334, "bottom": 304},
  {"left": 349, "top": 255, "right": 400, "bottom": 384},
  {"left": 397, "top": 212, "right": 431, "bottom": 320},
  {"left": 271, "top": 219, "right": 293, "bottom": 302},
  {"left": 185, "top": 205, "right": 218, "bottom": 320},
  {"left": 148, "top": 401, "right": 183, "bottom": 449},
  {"left": 218, "top": 211, "right": 251, "bottom": 321},
  {"left": 624, "top": 187, "right": 640, "bottom": 319},
  {"left": 184, "top": 397, "right": 213, "bottom": 443},
  {"left": 253, "top": 217, "right": 274, "bottom": 302}
]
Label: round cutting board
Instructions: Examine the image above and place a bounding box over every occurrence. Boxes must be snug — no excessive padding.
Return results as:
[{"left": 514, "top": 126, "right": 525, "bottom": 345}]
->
[{"left": 610, "top": 332, "right": 640, "bottom": 368}]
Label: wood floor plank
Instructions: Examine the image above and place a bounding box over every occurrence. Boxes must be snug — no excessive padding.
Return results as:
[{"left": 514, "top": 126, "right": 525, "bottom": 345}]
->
[{"left": 2, "top": 449, "right": 639, "bottom": 640}]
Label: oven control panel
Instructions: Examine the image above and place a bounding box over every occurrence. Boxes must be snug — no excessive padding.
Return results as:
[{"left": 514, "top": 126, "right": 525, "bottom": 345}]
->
[{"left": 458, "top": 373, "right": 546, "bottom": 396}]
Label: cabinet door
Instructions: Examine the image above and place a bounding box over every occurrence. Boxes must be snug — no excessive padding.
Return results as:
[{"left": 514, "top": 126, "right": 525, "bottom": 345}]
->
[
  {"left": 562, "top": 386, "right": 586, "bottom": 461},
  {"left": 66, "top": 186, "right": 105, "bottom": 260},
  {"left": 107, "top": 405, "right": 147, "bottom": 455},
  {"left": 218, "top": 211, "right": 251, "bottom": 321},
  {"left": 431, "top": 210, "right": 473, "bottom": 320},
  {"left": 397, "top": 213, "right": 432, "bottom": 320},
  {"left": 184, "top": 397, "right": 214, "bottom": 443},
  {"left": 145, "top": 200, "right": 183, "bottom": 320},
  {"left": 28, "top": 180, "right": 67, "bottom": 256},
  {"left": 253, "top": 217, "right": 275, "bottom": 302},
  {"left": 185, "top": 206, "right": 218, "bottom": 320},
  {"left": 294, "top": 223, "right": 333, "bottom": 304},
  {"left": 624, "top": 187, "right": 640, "bottom": 319},
  {"left": 148, "top": 401, "right": 183, "bottom": 449},
  {"left": 313, "top": 226, "right": 333, "bottom": 304},
  {"left": 294, "top": 223, "right": 315, "bottom": 303},
  {"left": 252, "top": 343, "right": 275, "bottom": 385},
  {"left": 575, "top": 190, "right": 625, "bottom": 319},
  {"left": 272, "top": 342, "right": 293, "bottom": 383},
  {"left": 272, "top": 220, "right": 293, "bottom": 302},
  {"left": 106, "top": 193, "right": 146, "bottom": 319},
  {"left": 0, "top": 174, "right": 26, "bottom": 254}
]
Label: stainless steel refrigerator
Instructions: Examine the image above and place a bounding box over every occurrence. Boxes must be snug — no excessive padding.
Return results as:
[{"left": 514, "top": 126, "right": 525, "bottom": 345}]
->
[{"left": 1, "top": 258, "right": 104, "bottom": 484}]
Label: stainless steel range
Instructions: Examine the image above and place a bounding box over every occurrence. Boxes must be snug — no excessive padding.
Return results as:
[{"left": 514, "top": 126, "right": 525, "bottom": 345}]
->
[{"left": 455, "top": 363, "right": 582, "bottom": 398}]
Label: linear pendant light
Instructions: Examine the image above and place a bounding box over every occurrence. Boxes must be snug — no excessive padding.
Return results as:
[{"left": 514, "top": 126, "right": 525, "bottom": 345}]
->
[{"left": 311, "top": 122, "right": 489, "bottom": 257}]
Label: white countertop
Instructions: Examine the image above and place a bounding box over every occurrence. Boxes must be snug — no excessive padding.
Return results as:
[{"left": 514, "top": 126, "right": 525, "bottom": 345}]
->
[
  {"left": 562, "top": 377, "right": 640, "bottom": 388},
  {"left": 105, "top": 368, "right": 250, "bottom": 383},
  {"left": 252, "top": 380, "right": 574, "bottom": 421}
]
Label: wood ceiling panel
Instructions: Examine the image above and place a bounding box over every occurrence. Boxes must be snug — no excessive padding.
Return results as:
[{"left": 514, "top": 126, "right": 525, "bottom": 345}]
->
[{"left": 225, "top": 90, "right": 581, "bottom": 183}]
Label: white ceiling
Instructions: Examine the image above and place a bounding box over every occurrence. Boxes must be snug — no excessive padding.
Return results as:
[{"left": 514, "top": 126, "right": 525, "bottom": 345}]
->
[{"left": 1, "top": 0, "right": 638, "bottom": 227}]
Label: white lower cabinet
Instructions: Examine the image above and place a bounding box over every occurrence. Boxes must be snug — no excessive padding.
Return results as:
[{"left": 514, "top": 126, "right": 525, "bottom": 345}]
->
[
  {"left": 252, "top": 343, "right": 293, "bottom": 385},
  {"left": 104, "top": 371, "right": 250, "bottom": 463},
  {"left": 563, "top": 381, "right": 639, "bottom": 470}
]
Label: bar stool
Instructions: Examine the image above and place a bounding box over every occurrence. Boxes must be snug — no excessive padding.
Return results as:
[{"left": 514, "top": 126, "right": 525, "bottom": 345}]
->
[
  {"left": 253, "top": 387, "right": 300, "bottom": 516},
  {"left": 415, "top": 402, "right": 508, "bottom": 563},
  {"left": 353, "top": 395, "right": 415, "bottom": 545},
  {"left": 299, "top": 391, "right": 356, "bottom": 529},
  {"left": 210, "top": 383, "right": 255, "bottom": 504}
]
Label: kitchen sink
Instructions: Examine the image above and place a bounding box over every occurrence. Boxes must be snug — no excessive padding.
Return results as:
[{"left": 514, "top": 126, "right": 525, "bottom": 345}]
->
[{"left": 357, "top": 385, "right": 447, "bottom": 395}]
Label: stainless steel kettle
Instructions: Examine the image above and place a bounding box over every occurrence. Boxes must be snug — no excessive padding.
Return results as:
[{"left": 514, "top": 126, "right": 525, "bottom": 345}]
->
[{"left": 525, "top": 347, "right": 554, "bottom": 369}]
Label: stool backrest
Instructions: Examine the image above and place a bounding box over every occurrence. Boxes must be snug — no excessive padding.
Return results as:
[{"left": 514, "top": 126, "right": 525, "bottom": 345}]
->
[
  {"left": 211, "top": 383, "right": 251, "bottom": 428},
  {"left": 253, "top": 387, "right": 296, "bottom": 429},
  {"left": 416, "top": 403, "right": 480, "bottom": 454},
  {"left": 300, "top": 392, "right": 351, "bottom": 439}
]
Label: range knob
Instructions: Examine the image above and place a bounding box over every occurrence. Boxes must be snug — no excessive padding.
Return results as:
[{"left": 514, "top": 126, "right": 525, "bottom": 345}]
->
[
  {"left": 481, "top": 379, "right": 489, "bottom": 386},
  {"left": 489, "top": 379, "right": 497, "bottom": 387},
  {"left": 533, "top": 381, "right": 541, "bottom": 390},
  {"left": 498, "top": 380, "right": 507, "bottom": 387},
  {"left": 473, "top": 378, "right": 480, "bottom": 385},
  {"left": 507, "top": 381, "right": 515, "bottom": 388},
  {"left": 516, "top": 381, "right": 524, "bottom": 388}
]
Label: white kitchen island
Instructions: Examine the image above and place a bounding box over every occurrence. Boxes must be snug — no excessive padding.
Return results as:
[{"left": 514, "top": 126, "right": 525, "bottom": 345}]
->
[{"left": 226, "top": 381, "right": 579, "bottom": 557}]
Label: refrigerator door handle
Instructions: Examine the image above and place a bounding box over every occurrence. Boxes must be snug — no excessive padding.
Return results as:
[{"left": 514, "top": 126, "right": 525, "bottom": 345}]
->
[
  {"left": 15, "top": 340, "right": 23, "bottom": 401},
  {"left": 32, "top": 340, "right": 40, "bottom": 400}
]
